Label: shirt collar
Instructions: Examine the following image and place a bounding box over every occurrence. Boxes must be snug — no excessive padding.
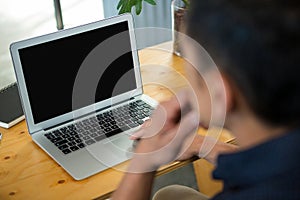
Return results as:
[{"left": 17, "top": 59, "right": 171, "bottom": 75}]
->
[{"left": 213, "top": 129, "right": 300, "bottom": 188}]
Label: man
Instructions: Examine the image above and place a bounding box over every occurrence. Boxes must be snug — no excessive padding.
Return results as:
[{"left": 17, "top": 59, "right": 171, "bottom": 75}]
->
[{"left": 112, "top": 1, "right": 300, "bottom": 199}]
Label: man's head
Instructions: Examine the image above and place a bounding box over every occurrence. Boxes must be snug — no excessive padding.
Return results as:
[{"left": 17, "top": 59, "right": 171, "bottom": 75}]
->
[{"left": 184, "top": 1, "right": 300, "bottom": 129}]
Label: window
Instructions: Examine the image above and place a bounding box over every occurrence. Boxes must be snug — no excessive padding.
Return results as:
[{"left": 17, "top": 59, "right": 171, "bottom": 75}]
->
[{"left": 0, "top": 0, "right": 104, "bottom": 88}]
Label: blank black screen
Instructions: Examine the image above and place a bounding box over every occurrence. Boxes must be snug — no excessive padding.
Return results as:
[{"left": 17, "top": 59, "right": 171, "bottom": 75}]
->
[{"left": 19, "top": 21, "right": 137, "bottom": 124}]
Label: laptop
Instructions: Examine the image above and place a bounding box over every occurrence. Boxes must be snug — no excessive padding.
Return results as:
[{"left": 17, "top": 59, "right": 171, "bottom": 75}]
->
[{"left": 10, "top": 14, "right": 158, "bottom": 180}]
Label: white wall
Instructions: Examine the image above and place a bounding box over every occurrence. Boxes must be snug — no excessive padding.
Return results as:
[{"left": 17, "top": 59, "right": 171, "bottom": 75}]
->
[{"left": 103, "top": 0, "right": 172, "bottom": 49}]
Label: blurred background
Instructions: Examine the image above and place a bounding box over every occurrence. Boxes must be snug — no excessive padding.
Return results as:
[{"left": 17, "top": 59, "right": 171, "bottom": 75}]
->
[{"left": 0, "top": 0, "right": 172, "bottom": 89}]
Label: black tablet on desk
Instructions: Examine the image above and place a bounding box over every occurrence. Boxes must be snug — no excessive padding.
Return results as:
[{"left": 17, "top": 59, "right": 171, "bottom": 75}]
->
[{"left": 0, "top": 82, "right": 24, "bottom": 128}]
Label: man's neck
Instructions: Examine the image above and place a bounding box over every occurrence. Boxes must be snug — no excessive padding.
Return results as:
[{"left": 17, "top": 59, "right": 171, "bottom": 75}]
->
[{"left": 228, "top": 112, "right": 289, "bottom": 149}]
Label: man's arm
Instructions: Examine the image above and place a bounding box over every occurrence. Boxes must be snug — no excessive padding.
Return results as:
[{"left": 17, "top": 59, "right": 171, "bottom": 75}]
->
[
  {"left": 111, "top": 170, "right": 155, "bottom": 200},
  {"left": 112, "top": 91, "right": 199, "bottom": 200},
  {"left": 178, "top": 134, "right": 238, "bottom": 165}
]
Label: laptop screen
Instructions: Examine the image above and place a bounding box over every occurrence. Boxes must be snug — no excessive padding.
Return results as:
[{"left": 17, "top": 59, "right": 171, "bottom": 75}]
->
[{"left": 18, "top": 21, "right": 137, "bottom": 124}]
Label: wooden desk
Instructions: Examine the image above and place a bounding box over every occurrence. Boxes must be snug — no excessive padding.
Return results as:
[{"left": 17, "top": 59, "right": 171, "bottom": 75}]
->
[{"left": 0, "top": 43, "right": 234, "bottom": 200}]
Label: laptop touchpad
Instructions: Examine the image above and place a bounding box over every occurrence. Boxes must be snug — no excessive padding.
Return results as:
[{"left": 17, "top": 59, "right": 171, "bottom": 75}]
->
[{"left": 86, "top": 135, "right": 133, "bottom": 167}]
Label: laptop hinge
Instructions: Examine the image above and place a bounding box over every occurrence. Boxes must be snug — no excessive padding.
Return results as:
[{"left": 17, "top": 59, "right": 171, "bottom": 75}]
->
[{"left": 44, "top": 119, "right": 73, "bottom": 131}]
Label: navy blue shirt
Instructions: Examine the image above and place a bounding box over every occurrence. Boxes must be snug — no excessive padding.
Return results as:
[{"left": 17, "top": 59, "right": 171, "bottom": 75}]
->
[{"left": 212, "top": 129, "right": 300, "bottom": 200}]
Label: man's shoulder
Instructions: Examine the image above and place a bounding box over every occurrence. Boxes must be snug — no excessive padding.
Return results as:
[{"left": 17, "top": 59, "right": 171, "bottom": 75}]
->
[
  {"left": 212, "top": 130, "right": 300, "bottom": 200},
  {"left": 212, "top": 167, "right": 300, "bottom": 200}
]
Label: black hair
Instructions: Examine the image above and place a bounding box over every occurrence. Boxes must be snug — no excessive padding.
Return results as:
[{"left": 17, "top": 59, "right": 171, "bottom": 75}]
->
[{"left": 186, "top": 0, "right": 300, "bottom": 127}]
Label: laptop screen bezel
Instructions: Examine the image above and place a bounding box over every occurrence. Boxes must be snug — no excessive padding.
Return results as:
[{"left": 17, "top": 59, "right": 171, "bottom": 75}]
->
[{"left": 10, "top": 14, "right": 143, "bottom": 134}]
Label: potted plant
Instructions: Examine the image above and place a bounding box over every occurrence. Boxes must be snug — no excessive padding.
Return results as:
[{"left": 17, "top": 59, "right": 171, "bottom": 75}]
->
[
  {"left": 117, "top": 0, "right": 190, "bottom": 55},
  {"left": 117, "top": 0, "right": 157, "bottom": 15}
]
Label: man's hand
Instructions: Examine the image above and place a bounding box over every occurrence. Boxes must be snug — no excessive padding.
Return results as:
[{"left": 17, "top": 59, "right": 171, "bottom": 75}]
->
[
  {"left": 128, "top": 90, "right": 200, "bottom": 173},
  {"left": 177, "top": 133, "right": 239, "bottom": 164},
  {"left": 177, "top": 134, "right": 204, "bottom": 161}
]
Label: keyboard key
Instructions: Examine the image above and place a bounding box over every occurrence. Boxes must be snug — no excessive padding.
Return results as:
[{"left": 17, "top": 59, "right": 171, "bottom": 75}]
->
[
  {"left": 104, "top": 127, "right": 112, "bottom": 132},
  {"left": 142, "top": 104, "right": 149, "bottom": 108},
  {"left": 53, "top": 131, "right": 63, "bottom": 137},
  {"left": 82, "top": 119, "right": 90, "bottom": 124},
  {"left": 69, "top": 131, "right": 78, "bottom": 136},
  {"left": 119, "top": 125, "right": 130, "bottom": 132},
  {"left": 130, "top": 113, "right": 137, "bottom": 118},
  {"left": 85, "top": 139, "right": 96, "bottom": 145},
  {"left": 81, "top": 131, "right": 89, "bottom": 135},
  {"left": 137, "top": 110, "right": 143, "bottom": 115},
  {"left": 53, "top": 130, "right": 61, "bottom": 135},
  {"left": 62, "top": 134, "right": 71, "bottom": 138},
  {"left": 137, "top": 106, "right": 144, "bottom": 110},
  {"left": 103, "top": 123, "right": 110, "bottom": 128},
  {"left": 105, "top": 128, "right": 125, "bottom": 138},
  {"left": 105, "top": 118, "right": 112, "bottom": 123},
  {"left": 95, "top": 126, "right": 104, "bottom": 132},
  {"left": 124, "top": 120, "right": 133, "bottom": 124},
  {"left": 55, "top": 139, "right": 68, "bottom": 146},
  {"left": 110, "top": 121, "right": 117, "bottom": 125},
  {"left": 45, "top": 133, "right": 55, "bottom": 140},
  {"left": 128, "top": 123, "right": 139, "bottom": 128},
  {"left": 83, "top": 135, "right": 91, "bottom": 140},
  {"left": 70, "top": 146, "right": 79, "bottom": 151},
  {"left": 68, "top": 124, "right": 75, "bottom": 130},
  {"left": 143, "top": 108, "right": 150, "bottom": 113},
  {"left": 117, "top": 122, "right": 125, "bottom": 126},
  {"left": 136, "top": 100, "right": 145, "bottom": 106},
  {"left": 91, "top": 123, "right": 100, "bottom": 128},
  {"left": 58, "top": 144, "right": 68, "bottom": 150},
  {"left": 76, "top": 128, "right": 85, "bottom": 134},
  {"left": 78, "top": 143, "right": 85, "bottom": 148},
  {"left": 123, "top": 115, "right": 131, "bottom": 120},
  {"left": 137, "top": 115, "right": 144, "bottom": 119},
  {"left": 137, "top": 120, "right": 144, "bottom": 125},
  {"left": 97, "top": 116, "right": 105, "bottom": 121},
  {"left": 94, "top": 134, "right": 106, "bottom": 142},
  {"left": 103, "top": 112, "right": 110, "bottom": 117},
  {"left": 85, "top": 126, "right": 92, "bottom": 130},
  {"left": 75, "top": 139, "right": 82, "bottom": 143},
  {"left": 118, "top": 113, "right": 125, "bottom": 117},
  {"left": 89, "top": 117, "right": 98, "bottom": 123},
  {"left": 75, "top": 123, "right": 84, "bottom": 129},
  {"left": 90, "top": 133, "right": 98, "bottom": 138},
  {"left": 51, "top": 137, "right": 62, "bottom": 143},
  {"left": 111, "top": 125, "right": 119, "bottom": 130},
  {"left": 67, "top": 136, "right": 76, "bottom": 142},
  {"left": 68, "top": 141, "right": 76, "bottom": 146},
  {"left": 62, "top": 149, "right": 72, "bottom": 154},
  {"left": 60, "top": 127, "right": 68, "bottom": 133},
  {"left": 99, "top": 120, "right": 106, "bottom": 125},
  {"left": 90, "top": 128, "right": 98, "bottom": 133}
]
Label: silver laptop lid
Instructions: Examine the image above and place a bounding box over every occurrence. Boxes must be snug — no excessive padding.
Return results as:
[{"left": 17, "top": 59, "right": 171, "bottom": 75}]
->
[{"left": 10, "top": 14, "right": 143, "bottom": 134}]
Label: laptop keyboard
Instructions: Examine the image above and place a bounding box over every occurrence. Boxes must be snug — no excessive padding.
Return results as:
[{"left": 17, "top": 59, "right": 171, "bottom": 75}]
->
[{"left": 44, "top": 100, "right": 154, "bottom": 155}]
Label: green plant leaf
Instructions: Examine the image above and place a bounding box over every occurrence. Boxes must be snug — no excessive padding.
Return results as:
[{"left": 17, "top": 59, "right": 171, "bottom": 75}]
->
[
  {"left": 118, "top": 0, "right": 133, "bottom": 14},
  {"left": 117, "top": 0, "right": 125, "bottom": 10},
  {"left": 144, "top": 0, "right": 156, "bottom": 6},
  {"left": 117, "top": 0, "right": 157, "bottom": 15},
  {"left": 135, "top": 0, "right": 142, "bottom": 15}
]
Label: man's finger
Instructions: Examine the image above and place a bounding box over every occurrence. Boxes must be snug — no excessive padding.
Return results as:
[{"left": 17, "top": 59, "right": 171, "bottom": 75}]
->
[{"left": 149, "top": 90, "right": 193, "bottom": 135}]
